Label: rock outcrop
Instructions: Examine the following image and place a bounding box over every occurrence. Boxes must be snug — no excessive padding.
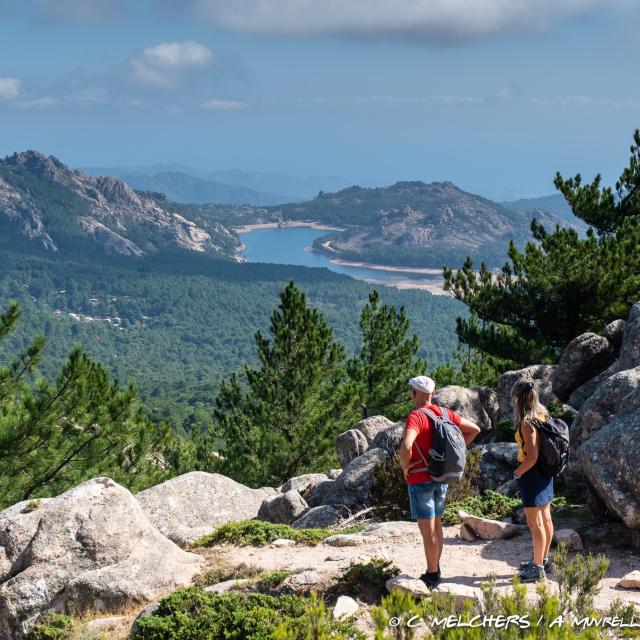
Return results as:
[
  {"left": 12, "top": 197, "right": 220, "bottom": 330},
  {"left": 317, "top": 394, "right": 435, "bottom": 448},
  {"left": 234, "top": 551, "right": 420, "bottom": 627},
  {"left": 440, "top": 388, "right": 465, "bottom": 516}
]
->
[
  {"left": 577, "top": 410, "right": 640, "bottom": 529},
  {"left": 335, "top": 429, "right": 369, "bottom": 467},
  {"left": 434, "top": 385, "right": 497, "bottom": 436},
  {"left": 474, "top": 443, "right": 519, "bottom": 491},
  {"left": 0, "top": 478, "right": 203, "bottom": 639},
  {"left": 497, "top": 365, "right": 559, "bottom": 421},
  {"left": 136, "top": 471, "right": 276, "bottom": 546},
  {"left": 257, "top": 490, "right": 309, "bottom": 525},
  {"left": 552, "top": 332, "right": 614, "bottom": 401}
]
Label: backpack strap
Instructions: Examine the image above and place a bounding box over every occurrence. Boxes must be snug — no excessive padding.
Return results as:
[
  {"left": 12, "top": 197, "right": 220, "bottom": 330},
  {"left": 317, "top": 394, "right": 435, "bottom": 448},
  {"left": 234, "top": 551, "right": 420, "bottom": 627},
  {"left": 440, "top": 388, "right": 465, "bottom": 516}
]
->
[{"left": 407, "top": 407, "right": 447, "bottom": 475}]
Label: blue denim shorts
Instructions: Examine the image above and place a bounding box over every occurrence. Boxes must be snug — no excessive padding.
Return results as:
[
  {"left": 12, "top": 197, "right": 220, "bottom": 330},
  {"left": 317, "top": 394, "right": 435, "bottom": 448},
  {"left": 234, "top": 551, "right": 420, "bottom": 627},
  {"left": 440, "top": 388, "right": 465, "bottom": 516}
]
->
[
  {"left": 517, "top": 467, "right": 554, "bottom": 508},
  {"left": 408, "top": 481, "right": 448, "bottom": 520}
]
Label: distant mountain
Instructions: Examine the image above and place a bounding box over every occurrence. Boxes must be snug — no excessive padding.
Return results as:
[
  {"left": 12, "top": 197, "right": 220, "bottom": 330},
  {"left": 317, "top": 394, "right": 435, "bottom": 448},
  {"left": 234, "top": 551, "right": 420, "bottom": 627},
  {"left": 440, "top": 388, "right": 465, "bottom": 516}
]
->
[
  {"left": 501, "top": 193, "right": 583, "bottom": 227},
  {"left": 84, "top": 164, "right": 350, "bottom": 203},
  {"left": 267, "top": 181, "right": 581, "bottom": 268},
  {"left": 117, "top": 171, "right": 289, "bottom": 206},
  {"left": 0, "top": 151, "right": 240, "bottom": 259}
]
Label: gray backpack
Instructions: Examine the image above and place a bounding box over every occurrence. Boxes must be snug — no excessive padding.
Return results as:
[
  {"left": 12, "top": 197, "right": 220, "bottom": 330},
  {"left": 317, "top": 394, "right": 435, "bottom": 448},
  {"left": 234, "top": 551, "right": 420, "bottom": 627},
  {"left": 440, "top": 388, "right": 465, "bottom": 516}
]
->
[{"left": 408, "top": 407, "right": 467, "bottom": 483}]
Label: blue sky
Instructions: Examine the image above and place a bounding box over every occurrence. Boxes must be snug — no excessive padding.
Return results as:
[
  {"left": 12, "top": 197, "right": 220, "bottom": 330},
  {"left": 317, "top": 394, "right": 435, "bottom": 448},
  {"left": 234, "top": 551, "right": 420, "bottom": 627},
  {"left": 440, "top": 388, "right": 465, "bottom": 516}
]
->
[{"left": 1, "top": 0, "right": 639, "bottom": 198}]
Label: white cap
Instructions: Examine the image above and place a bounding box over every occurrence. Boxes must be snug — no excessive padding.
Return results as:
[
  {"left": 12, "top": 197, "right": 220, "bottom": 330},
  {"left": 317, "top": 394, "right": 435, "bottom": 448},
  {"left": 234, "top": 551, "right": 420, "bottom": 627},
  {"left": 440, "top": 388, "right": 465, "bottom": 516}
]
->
[{"left": 408, "top": 375, "right": 436, "bottom": 394}]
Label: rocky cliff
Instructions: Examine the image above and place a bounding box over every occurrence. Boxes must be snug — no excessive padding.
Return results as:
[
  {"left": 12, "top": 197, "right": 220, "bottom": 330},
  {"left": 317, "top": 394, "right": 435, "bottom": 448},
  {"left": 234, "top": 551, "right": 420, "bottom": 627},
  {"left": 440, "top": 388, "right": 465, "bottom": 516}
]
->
[{"left": 0, "top": 151, "right": 240, "bottom": 259}]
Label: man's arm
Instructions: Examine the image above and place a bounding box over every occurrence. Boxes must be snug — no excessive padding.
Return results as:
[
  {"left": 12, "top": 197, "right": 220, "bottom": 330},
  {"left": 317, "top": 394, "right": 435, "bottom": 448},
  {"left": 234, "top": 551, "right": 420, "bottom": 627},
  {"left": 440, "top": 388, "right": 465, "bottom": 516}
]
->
[
  {"left": 399, "top": 428, "right": 418, "bottom": 480},
  {"left": 458, "top": 417, "right": 481, "bottom": 446}
]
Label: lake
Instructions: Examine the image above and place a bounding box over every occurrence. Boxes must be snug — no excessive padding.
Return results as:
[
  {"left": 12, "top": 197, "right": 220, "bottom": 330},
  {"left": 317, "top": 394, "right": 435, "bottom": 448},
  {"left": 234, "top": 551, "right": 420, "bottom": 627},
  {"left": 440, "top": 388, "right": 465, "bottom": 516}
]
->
[{"left": 238, "top": 226, "right": 446, "bottom": 294}]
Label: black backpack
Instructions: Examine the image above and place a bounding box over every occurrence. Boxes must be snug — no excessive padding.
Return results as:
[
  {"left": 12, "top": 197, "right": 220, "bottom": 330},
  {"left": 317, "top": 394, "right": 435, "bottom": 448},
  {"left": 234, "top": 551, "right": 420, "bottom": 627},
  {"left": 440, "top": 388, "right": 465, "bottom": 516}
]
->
[{"left": 519, "top": 417, "right": 570, "bottom": 477}]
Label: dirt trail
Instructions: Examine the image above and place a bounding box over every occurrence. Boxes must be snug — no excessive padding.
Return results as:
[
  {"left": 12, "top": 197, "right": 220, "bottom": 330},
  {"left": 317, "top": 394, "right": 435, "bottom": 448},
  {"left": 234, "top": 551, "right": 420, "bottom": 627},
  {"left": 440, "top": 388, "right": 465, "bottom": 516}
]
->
[{"left": 214, "top": 524, "right": 640, "bottom": 611}]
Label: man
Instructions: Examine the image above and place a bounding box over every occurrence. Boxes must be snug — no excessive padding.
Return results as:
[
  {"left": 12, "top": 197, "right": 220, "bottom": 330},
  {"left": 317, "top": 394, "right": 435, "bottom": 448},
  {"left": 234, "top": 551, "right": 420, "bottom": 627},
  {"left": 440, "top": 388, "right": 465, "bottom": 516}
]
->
[{"left": 398, "top": 375, "right": 481, "bottom": 587}]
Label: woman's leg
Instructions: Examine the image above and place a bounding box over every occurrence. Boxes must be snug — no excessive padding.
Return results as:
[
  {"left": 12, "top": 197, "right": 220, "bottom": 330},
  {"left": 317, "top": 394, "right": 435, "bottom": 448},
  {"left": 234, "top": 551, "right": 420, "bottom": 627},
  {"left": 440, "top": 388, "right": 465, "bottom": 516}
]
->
[
  {"left": 542, "top": 502, "right": 554, "bottom": 558},
  {"left": 524, "top": 506, "right": 547, "bottom": 566}
]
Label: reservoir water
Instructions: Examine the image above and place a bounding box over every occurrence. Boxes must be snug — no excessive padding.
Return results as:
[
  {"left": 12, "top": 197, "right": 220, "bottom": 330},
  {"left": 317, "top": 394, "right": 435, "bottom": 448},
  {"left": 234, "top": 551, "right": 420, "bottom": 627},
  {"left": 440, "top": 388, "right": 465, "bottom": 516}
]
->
[{"left": 239, "top": 226, "right": 446, "bottom": 293}]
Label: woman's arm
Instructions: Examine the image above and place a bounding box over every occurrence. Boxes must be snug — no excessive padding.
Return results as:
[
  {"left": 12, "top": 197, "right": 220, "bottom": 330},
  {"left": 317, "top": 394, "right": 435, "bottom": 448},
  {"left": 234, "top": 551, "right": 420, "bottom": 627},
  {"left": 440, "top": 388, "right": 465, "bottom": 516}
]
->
[{"left": 514, "top": 421, "right": 539, "bottom": 477}]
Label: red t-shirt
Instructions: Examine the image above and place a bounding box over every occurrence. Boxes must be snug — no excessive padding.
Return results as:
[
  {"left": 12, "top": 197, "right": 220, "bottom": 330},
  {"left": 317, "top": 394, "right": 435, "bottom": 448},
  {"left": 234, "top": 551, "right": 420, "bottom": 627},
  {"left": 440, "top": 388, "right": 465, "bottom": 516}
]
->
[{"left": 404, "top": 404, "right": 463, "bottom": 485}]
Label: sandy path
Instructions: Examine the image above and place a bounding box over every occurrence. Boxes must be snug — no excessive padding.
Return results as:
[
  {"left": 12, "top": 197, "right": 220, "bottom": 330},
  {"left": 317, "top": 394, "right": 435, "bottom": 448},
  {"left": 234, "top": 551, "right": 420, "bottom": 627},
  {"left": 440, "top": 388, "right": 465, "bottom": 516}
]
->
[{"left": 212, "top": 525, "right": 640, "bottom": 611}]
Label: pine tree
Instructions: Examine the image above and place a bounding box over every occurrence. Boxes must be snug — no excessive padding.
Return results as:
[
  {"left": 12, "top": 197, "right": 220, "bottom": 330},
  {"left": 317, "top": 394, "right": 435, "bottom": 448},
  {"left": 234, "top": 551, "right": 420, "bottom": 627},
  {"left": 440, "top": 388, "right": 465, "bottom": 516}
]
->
[
  {"left": 213, "top": 281, "right": 356, "bottom": 487},
  {"left": 0, "top": 302, "right": 169, "bottom": 507},
  {"left": 444, "top": 129, "right": 640, "bottom": 367},
  {"left": 348, "top": 290, "right": 425, "bottom": 420}
]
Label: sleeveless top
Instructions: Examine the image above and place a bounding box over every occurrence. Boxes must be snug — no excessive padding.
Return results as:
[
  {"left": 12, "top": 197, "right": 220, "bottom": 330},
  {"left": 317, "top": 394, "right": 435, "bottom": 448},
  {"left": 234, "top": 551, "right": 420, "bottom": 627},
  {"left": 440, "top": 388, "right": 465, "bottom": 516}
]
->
[{"left": 515, "top": 413, "right": 548, "bottom": 462}]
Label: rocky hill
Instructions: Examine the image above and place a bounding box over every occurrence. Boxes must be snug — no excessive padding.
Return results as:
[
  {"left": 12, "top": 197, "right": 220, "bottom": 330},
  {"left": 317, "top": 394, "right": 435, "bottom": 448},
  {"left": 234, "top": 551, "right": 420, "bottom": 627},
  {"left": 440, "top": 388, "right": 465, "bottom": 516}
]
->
[
  {"left": 269, "top": 181, "right": 578, "bottom": 268},
  {"left": 0, "top": 151, "right": 241, "bottom": 259}
]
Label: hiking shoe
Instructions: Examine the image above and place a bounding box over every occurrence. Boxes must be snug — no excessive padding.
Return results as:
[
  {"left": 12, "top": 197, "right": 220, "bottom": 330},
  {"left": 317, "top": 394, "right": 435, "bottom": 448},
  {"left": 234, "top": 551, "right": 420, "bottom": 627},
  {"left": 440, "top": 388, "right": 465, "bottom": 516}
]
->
[
  {"left": 520, "top": 557, "right": 551, "bottom": 573},
  {"left": 519, "top": 563, "right": 546, "bottom": 583},
  {"left": 419, "top": 571, "right": 441, "bottom": 589}
]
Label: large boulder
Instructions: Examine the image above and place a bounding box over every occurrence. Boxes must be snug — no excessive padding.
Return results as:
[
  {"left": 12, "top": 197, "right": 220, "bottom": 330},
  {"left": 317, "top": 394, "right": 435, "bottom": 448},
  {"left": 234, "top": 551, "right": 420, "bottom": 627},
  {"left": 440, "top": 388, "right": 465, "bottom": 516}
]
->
[
  {"left": 335, "top": 429, "right": 368, "bottom": 467},
  {"left": 322, "top": 448, "right": 390, "bottom": 508},
  {"left": 354, "top": 416, "right": 393, "bottom": 444},
  {"left": 474, "top": 443, "right": 519, "bottom": 492},
  {"left": 291, "top": 505, "right": 345, "bottom": 529},
  {"left": 604, "top": 319, "right": 626, "bottom": 349},
  {"left": 552, "top": 332, "right": 614, "bottom": 401},
  {"left": 577, "top": 410, "right": 640, "bottom": 529},
  {"left": 304, "top": 479, "right": 335, "bottom": 508},
  {"left": 567, "top": 360, "right": 620, "bottom": 410},
  {"left": 619, "top": 302, "right": 640, "bottom": 371},
  {"left": 136, "top": 472, "right": 276, "bottom": 546},
  {"left": 497, "top": 365, "right": 559, "bottom": 421},
  {"left": 458, "top": 510, "right": 522, "bottom": 540},
  {"left": 257, "top": 490, "right": 309, "bottom": 525},
  {"left": 369, "top": 422, "right": 405, "bottom": 455},
  {"left": 278, "top": 473, "right": 328, "bottom": 495},
  {"left": 0, "top": 478, "right": 203, "bottom": 639},
  {"left": 433, "top": 385, "right": 495, "bottom": 435},
  {"left": 570, "top": 366, "right": 640, "bottom": 448}
]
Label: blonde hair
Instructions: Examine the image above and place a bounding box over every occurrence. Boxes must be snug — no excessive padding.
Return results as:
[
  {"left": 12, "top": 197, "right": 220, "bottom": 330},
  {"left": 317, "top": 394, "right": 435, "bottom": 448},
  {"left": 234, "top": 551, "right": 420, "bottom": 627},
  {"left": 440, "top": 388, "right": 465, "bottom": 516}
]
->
[{"left": 511, "top": 380, "right": 549, "bottom": 428}]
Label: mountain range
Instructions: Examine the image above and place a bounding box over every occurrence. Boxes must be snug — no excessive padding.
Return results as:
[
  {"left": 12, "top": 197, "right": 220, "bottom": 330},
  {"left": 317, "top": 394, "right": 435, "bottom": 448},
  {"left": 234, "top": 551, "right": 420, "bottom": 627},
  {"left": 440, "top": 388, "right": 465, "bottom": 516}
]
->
[
  {"left": 83, "top": 164, "right": 350, "bottom": 205},
  {"left": 0, "top": 151, "right": 240, "bottom": 260}
]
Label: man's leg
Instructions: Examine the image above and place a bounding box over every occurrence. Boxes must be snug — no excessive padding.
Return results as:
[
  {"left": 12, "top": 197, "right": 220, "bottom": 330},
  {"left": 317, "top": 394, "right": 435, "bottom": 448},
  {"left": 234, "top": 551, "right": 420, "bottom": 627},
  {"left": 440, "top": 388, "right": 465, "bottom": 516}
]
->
[
  {"left": 435, "top": 515, "right": 444, "bottom": 568},
  {"left": 417, "top": 517, "right": 439, "bottom": 573}
]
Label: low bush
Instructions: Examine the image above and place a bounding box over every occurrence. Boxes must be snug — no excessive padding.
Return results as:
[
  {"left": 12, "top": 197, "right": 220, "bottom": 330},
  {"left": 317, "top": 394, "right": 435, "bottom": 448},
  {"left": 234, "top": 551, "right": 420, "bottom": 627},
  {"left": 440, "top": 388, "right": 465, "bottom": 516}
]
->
[
  {"left": 132, "top": 587, "right": 364, "bottom": 640},
  {"left": 193, "top": 558, "right": 264, "bottom": 587},
  {"left": 442, "top": 490, "right": 521, "bottom": 525},
  {"left": 330, "top": 557, "right": 401, "bottom": 604},
  {"left": 192, "top": 519, "right": 363, "bottom": 548},
  {"left": 28, "top": 614, "right": 74, "bottom": 640},
  {"left": 254, "top": 569, "right": 294, "bottom": 592}
]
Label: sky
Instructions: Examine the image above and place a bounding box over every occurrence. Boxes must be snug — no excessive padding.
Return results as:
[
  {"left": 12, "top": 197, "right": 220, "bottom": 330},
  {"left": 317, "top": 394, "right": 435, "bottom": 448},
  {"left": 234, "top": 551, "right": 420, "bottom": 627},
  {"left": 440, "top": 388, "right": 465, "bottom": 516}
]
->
[{"left": 1, "top": 0, "right": 639, "bottom": 198}]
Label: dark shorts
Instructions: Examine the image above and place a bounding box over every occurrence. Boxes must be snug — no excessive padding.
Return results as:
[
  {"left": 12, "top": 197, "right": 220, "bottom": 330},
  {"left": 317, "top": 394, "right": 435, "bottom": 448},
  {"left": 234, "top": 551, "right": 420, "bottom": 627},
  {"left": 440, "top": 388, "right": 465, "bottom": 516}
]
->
[
  {"left": 517, "top": 466, "right": 554, "bottom": 508},
  {"left": 408, "top": 481, "right": 448, "bottom": 519}
]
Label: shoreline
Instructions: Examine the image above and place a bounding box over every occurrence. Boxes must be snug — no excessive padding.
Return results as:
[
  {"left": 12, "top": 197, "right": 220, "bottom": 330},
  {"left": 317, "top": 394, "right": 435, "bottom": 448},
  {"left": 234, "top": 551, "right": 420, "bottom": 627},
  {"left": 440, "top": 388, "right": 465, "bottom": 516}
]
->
[{"left": 234, "top": 220, "right": 344, "bottom": 233}]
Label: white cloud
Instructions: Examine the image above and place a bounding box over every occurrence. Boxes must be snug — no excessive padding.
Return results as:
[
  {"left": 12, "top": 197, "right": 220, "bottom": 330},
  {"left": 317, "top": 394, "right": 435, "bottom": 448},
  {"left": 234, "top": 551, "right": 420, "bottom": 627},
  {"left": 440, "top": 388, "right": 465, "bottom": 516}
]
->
[
  {"left": 126, "top": 41, "right": 214, "bottom": 89},
  {"left": 0, "top": 77, "right": 22, "bottom": 100},
  {"left": 16, "top": 96, "right": 60, "bottom": 109},
  {"left": 200, "top": 98, "right": 248, "bottom": 110},
  {"left": 158, "top": 0, "right": 625, "bottom": 42}
]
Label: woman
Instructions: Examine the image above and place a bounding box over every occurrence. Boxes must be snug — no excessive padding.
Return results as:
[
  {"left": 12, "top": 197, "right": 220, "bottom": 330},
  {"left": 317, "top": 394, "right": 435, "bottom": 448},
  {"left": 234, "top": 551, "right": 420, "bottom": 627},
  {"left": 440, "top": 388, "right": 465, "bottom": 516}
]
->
[{"left": 512, "top": 380, "right": 554, "bottom": 582}]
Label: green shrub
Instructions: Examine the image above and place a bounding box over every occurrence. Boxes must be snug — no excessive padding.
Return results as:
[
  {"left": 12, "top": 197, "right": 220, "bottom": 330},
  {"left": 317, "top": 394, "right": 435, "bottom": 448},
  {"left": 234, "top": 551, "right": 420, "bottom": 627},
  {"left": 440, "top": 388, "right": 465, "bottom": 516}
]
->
[
  {"left": 442, "top": 490, "right": 521, "bottom": 525},
  {"left": 132, "top": 587, "right": 363, "bottom": 640},
  {"left": 370, "top": 452, "right": 411, "bottom": 520},
  {"left": 553, "top": 542, "right": 610, "bottom": 618},
  {"left": 28, "top": 614, "right": 74, "bottom": 640},
  {"left": 272, "top": 591, "right": 366, "bottom": 640},
  {"left": 446, "top": 446, "right": 481, "bottom": 503},
  {"left": 330, "top": 558, "right": 401, "bottom": 603},
  {"left": 254, "top": 569, "right": 294, "bottom": 592},
  {"left": 192, "top": 519, "right": 363, "bottom": 548},
  {"left": 374, "top": 571, "right": 627, "bottom": 639}
]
